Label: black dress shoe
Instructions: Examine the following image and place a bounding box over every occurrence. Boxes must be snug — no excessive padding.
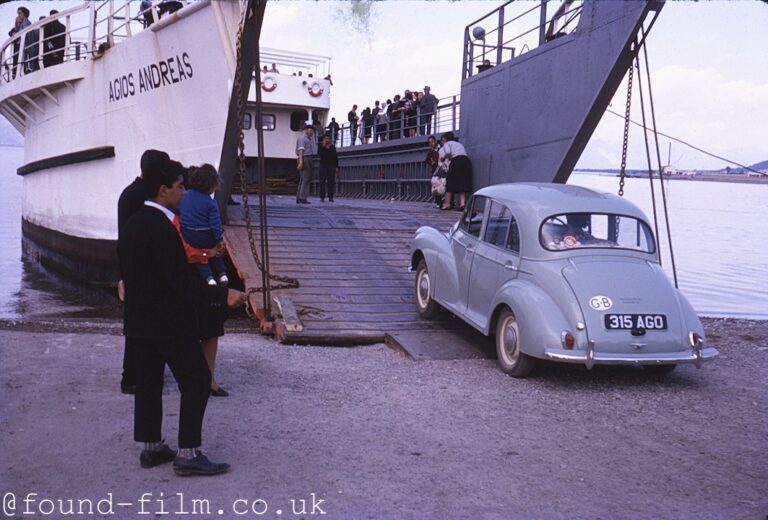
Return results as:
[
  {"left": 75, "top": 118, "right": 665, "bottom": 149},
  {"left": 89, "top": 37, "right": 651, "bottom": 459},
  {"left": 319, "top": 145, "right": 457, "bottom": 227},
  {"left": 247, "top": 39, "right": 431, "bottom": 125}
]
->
[
  {"left": 173, "top": 452, "right": 230, "bottom": 476},
  {"left": 121, "top": 383, "right": 136, "bottom": 395},
  {"left": 140, "top": 444, "right": 177, "bottom": 468},
  {"left": 210, "top": 386, "right": 229, "bottom": 397}
]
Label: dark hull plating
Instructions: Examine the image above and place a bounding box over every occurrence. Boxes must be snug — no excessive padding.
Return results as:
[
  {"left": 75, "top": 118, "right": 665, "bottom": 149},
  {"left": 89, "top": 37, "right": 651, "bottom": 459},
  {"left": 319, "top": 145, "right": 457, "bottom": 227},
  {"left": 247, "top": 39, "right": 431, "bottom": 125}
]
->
[{"left": 22, "top": 219, "right": 118, "bottom": 286}]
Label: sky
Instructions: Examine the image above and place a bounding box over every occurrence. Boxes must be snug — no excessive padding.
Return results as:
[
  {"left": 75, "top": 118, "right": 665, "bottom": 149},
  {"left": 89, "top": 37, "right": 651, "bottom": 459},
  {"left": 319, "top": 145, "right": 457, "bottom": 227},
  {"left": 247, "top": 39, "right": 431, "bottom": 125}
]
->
[{"left": 1, "top": 0, "right": 766, "bottom": 170}]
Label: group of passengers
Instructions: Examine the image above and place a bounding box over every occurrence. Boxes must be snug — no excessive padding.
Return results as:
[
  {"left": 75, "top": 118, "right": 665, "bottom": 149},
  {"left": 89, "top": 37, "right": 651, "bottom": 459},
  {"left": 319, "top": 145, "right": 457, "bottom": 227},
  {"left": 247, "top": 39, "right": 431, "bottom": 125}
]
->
[
  {"left": 426, "top": 131, "right": 473, "bottom": 212},
  {"left": 6, "top": 6, "right": 65, "bottom": 79},
  {"left": 343, "top": 86, "right": 439, "bottom": 145}
]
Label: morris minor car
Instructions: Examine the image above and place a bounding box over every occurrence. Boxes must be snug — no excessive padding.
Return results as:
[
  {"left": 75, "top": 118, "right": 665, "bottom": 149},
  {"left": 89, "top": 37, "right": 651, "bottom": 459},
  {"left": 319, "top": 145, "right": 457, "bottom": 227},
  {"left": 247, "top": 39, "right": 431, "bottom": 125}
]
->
[{"left": 410, "top": 183, "right": 718, "bottom": 377}]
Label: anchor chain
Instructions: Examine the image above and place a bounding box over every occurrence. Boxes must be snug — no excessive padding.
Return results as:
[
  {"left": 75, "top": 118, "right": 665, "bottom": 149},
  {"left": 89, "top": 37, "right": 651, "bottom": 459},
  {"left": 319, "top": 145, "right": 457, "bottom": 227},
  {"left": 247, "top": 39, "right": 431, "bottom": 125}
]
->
[
  {"left": 232, "top": 6, "right": 299, "bottom": 305},
  {"left": 618, "top": 54, "right": 634, "bottom": 197}
]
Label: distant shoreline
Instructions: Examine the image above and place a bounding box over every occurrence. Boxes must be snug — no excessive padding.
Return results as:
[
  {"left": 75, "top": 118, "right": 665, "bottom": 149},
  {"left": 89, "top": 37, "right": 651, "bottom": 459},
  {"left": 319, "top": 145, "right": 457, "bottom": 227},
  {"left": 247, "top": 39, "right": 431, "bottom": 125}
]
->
[{"left": 574, "top": 170, "right": 768, "bottom": 185}]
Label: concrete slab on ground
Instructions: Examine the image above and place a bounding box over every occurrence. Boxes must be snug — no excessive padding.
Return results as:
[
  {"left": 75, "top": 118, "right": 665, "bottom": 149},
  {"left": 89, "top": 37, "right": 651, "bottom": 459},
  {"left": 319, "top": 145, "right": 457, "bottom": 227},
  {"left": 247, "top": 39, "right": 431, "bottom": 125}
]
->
[{"left": 387, "top": 328, "right": 496, "bottom": 361}]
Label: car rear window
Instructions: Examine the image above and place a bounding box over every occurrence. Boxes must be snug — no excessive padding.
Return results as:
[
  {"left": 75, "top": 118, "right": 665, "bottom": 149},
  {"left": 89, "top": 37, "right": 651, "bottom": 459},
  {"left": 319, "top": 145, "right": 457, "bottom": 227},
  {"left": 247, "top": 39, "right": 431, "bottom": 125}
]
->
[{"left": 540, "top": 213, "right": 655, "bottom": 253}]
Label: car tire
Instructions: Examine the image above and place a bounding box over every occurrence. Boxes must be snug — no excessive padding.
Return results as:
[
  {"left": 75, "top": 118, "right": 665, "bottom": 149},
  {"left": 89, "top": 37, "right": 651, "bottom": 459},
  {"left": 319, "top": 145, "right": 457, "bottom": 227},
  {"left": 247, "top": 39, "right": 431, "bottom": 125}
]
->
[
  {"left": 495, "top": 308, "right": 535, "bottom": 378},
  {"left": 415, "top": 259, "right": 439, "bottom": 319},
  {"left": 642, "top": 364, "right": 677, "bottom": 376}
]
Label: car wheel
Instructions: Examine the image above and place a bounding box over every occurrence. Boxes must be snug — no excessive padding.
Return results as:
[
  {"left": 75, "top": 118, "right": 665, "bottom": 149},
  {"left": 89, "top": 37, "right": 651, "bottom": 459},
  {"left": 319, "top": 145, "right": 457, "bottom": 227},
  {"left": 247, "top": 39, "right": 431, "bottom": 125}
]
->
[
  {"left": 642, "top": 364, "right": 677, "bottom": 376},
  {"left": 415, "top": 259, "right": 439, "bottom": 319},
  {"left": 495, "top": 308, "right": 535, "bottom": 378}
]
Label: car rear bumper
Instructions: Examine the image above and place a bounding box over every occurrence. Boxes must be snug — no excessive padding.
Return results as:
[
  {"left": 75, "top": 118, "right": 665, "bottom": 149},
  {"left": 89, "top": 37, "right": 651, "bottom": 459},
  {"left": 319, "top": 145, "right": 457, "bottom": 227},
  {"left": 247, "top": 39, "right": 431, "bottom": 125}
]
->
[{"left": 544, "top": 342, "right": 719, "bottom": 369}]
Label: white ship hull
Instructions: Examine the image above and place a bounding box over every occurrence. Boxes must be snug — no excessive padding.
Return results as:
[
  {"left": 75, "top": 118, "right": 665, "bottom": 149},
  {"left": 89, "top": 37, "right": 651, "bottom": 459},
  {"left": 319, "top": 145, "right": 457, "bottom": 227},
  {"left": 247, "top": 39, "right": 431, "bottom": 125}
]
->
[{"left": 0, "top": 1, "right": 330, "bottom": 283}]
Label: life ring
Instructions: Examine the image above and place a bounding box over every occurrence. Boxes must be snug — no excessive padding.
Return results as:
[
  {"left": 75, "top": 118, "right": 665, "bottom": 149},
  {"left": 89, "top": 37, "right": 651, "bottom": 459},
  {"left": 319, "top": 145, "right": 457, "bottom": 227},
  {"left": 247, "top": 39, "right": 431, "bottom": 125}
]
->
[
  {"left": 261, "top": 75, "right": 277, "bottom": 92},
  {"left": 307, "top": 81, "right": 323, "bottom": 97}
]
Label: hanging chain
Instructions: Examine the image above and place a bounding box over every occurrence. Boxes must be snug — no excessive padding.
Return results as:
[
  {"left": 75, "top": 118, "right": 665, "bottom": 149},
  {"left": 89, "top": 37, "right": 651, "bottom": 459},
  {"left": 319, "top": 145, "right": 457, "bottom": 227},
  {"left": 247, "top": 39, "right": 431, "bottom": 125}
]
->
[
  {"left": 233, "top": 6, "right": 298, "bottom": 306},
  {"left": 618, "top": 55, "right": 634, "bottom": 197}
]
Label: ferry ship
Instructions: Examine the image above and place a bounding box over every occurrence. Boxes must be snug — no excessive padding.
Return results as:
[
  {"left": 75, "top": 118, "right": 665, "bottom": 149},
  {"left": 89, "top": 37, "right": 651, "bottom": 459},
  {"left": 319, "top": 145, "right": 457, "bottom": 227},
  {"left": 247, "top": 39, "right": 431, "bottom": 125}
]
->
[{"left": 0, "top": 0, "right": 662, "bottom": 285}]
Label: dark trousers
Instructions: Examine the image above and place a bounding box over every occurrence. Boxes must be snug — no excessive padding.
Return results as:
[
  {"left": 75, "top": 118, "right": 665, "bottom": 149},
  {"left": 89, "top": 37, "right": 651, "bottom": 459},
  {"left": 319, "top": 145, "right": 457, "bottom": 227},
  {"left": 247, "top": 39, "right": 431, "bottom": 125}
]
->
[
  {"left": 319, "top": 164, "right": 336, "bottom": 201},
  {"left": 420, "top": 114, "right": 433, "bottom": 135},
  {"left": 349, "top": 124, "right": 357, "bottom": 145},
  {"left": 389, "top": 119, "right": 402, "bottom": 140},
  {"left": 133, "top": 337, "right": 211, "bottom": 448},
  {"left": 122, "top": 336, "right": 137, "bottom": 387}
]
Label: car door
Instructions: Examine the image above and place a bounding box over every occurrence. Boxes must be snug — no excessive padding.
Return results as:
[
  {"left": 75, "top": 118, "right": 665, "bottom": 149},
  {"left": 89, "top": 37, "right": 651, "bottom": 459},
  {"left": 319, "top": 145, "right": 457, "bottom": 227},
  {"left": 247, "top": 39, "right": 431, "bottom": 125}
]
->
[
  {"left": 436, "top": 195, "right": 488, "bottom": 315},
  {"left": 466, "top": 201, "right": 521, "bottom": 329}
]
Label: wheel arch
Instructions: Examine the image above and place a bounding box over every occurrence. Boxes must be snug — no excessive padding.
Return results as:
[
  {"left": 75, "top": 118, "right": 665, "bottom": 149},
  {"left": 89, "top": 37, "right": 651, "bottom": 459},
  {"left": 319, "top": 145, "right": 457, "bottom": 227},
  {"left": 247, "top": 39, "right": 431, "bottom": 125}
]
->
[{"left": 488, "top": 280, "right": 572, "bottom": 359}]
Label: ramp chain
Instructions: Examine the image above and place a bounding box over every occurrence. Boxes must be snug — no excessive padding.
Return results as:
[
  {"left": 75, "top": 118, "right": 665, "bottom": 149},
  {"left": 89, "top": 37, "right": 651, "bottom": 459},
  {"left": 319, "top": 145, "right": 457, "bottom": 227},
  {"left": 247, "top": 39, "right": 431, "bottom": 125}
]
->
[
  {"left": 233, "top": 4, "right": 299, "bottom": 303},
  {"left": 617, "top": 48, "right": 634, "bottom": 198}
]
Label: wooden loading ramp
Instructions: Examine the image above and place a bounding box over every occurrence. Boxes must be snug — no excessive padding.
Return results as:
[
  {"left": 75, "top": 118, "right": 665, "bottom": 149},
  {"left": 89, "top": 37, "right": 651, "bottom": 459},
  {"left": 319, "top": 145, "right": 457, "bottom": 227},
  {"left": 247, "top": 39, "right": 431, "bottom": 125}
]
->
[{"left": 224, "top": 196, "right": 494, "bottom": 360}]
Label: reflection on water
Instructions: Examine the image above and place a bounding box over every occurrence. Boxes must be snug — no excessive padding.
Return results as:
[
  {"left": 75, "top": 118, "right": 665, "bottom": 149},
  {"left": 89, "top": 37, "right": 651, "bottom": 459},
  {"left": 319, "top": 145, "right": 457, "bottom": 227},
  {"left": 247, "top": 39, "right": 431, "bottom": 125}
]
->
[{"left": 0, "top": 144, "right": 766, "bottom": 320}]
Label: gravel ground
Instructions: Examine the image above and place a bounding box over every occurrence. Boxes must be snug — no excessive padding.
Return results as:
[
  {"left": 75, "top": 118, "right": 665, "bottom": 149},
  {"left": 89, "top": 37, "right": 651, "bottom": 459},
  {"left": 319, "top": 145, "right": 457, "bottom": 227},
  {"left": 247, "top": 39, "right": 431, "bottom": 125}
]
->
[{"left": 0, "top": 317, "right": 766, "bottom": 519}]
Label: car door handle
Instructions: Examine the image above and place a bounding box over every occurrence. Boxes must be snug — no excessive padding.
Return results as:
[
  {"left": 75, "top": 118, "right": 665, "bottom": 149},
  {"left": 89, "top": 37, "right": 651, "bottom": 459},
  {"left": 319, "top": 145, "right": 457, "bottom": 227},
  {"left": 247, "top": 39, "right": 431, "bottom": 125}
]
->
[{"left": 504, "top": 262, "right": 517, "bottom": 271}]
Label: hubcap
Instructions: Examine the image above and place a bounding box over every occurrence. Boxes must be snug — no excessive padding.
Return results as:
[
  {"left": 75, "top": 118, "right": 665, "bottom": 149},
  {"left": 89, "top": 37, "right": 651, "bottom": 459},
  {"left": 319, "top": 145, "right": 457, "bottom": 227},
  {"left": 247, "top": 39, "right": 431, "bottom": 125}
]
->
[
  {"left": 501, "top": 318, "right": 519, "bottom": 364},
  {"left": 417, "top": 270, "right": 430, "bottom": 308}
]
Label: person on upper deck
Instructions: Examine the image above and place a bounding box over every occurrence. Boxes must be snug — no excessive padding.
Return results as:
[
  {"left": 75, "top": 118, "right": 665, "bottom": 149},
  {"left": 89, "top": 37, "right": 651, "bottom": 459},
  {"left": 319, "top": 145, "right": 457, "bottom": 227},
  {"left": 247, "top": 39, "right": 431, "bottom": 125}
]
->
[
  {"left": 7, "top": 7, "right": 30, "bottom": 79},
  {"left": 347, "top": 105, "right": 359, "bottom": 146},
  {"left": 376, "top": 100, "right": 389, "bottom": 142},
  {"left": 42, "top": 10, "right": 66, "bottom": 67},
  {"left": 326, "top": 117, "right": 340, "bottom": 145},
  {"left": 139, "top": 0, "right": 154, "bottom": 27},
  {"left": 388, "top": 94, "right": 403, "bottom": 140},
  {"left": 361, "top": 106, "right": 374, "bottom": 144},
  {"left": 420, "top": 86, "right": 437, "bottom": 135},
  {"left": 404, "top": 90, "right": 417, "bottom": 138}
]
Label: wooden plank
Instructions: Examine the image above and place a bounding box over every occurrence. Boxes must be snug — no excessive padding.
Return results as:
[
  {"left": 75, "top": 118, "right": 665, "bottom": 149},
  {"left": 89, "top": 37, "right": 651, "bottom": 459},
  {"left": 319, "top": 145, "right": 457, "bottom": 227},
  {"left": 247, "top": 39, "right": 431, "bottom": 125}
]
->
[
  {"left": 223, "top": 227, "right": 264, "bottom": 315},
  {"left": 273, "top": 295, "right": 304, "bottom": 332}
]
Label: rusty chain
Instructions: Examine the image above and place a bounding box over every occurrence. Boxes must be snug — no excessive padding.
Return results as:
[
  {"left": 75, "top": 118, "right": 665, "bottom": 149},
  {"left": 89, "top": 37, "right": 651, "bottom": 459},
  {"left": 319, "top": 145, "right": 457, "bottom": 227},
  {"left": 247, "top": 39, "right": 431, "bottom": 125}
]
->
[
  {"left": 617, "top": 53, "right": 634, "bottom": 197},
  {"left": 233, "top": 4, "right": 298, "bottom": 311}
]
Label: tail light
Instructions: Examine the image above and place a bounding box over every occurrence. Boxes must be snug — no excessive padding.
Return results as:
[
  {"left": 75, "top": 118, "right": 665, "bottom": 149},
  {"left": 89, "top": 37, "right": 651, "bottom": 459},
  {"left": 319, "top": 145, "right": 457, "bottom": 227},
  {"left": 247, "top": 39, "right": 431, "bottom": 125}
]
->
[
  {"left": 561, "top": 331, "right": 575, "bottom": 349},
  {"left": 689, "top": 332, "right": 703, "bottom": 348}
]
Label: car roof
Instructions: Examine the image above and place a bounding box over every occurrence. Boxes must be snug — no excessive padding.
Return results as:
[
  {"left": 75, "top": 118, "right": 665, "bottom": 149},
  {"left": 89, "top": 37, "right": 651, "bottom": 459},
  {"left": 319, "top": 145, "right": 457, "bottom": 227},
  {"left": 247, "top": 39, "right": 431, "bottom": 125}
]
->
[{"left": 474, "top": 183, "right": 649, "bottom": 224}]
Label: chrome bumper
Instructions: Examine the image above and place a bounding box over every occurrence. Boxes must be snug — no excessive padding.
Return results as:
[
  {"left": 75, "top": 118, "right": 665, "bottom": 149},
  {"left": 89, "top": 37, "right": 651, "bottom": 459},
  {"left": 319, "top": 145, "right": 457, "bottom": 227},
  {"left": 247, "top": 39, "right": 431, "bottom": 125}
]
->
[{"left": 544, "top": 340, "right": 719, "bottom": 370}]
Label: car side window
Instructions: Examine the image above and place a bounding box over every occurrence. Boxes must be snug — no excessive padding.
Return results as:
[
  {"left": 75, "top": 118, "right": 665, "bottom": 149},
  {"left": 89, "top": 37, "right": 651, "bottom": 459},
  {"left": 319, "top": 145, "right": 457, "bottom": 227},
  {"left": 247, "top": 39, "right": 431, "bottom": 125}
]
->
[
  {"left": 484, "top": 201, "right": 511, "bottom": 248},
  {"left": 460, "top": 196, "right": 487, "bottom": 237},
  {"left": 507, "top": 216, "right": 520, "bottom": 253}
]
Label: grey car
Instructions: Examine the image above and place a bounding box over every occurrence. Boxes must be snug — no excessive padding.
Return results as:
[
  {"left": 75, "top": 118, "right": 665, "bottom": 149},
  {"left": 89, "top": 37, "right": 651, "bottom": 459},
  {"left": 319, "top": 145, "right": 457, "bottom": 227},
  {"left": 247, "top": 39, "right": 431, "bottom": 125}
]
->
[{"left": 410, "top": 183, "right": 718, "bottom": 377}]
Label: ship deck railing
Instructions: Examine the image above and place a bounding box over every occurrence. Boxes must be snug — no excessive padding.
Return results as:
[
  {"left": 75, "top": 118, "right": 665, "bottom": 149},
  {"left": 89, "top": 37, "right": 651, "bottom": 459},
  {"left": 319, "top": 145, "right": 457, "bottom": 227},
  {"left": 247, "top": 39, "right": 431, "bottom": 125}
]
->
[
  {"left": 258, "top": 47, "right": 332, "bottom": 80},
  {"left": 462, "top": 0, "right": 583, "bottom": 80},
  {"left": 333, "top": 94, "right": 461, "bottom": 149},
  {"left": 0, "top": 0, "right": 201, "bottom": 86}
]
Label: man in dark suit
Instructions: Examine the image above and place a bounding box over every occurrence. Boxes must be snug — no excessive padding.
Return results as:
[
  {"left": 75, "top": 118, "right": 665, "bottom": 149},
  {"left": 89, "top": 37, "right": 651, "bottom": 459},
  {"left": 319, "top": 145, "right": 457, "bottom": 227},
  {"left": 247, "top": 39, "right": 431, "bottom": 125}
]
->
[
  {"left": 118, "top": 155, "right": 246, "bottom": 476},
  {"left": 117, "top": 149, "right": 169, "bottom": 395}
]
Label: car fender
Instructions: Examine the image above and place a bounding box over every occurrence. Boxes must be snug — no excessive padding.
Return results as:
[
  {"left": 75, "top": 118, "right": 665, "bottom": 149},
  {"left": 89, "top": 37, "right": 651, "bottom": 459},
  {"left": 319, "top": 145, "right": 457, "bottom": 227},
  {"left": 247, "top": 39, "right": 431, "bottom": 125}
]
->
[
  {"left": 410, "top": 226, "right": 450, "bottom": 271},
  {"left": 674, "top": 287, "right": 705, "bottom": 341},
  {"left": 487, "top": 278, "right": 573, "bottom": 359}
]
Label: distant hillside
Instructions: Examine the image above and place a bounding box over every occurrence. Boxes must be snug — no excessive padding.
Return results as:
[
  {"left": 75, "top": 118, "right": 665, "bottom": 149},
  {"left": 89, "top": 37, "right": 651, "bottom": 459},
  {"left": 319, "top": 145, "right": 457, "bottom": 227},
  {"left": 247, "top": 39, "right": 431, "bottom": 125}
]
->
[
  {"left": 0, "top": 117, "right": 23, "bottom": 146},
  {"left": 749, "top": 159, "right": 768, "bottom": 171}
]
